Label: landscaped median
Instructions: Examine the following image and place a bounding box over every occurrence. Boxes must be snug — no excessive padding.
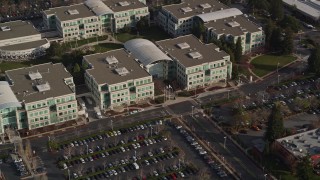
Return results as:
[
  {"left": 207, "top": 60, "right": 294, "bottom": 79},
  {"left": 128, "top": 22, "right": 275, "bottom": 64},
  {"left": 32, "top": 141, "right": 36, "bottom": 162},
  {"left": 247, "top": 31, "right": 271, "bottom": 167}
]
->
[{"left": 250, "top": 54, "right": 297, "bottom": 77}]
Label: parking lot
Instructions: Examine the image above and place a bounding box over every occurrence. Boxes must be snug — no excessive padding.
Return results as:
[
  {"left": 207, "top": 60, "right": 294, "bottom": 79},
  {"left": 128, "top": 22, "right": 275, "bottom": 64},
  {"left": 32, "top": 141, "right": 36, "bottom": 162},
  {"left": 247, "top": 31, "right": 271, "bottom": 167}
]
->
[{"left": 35, "top": 116, "right": 227, "bottom": 180}]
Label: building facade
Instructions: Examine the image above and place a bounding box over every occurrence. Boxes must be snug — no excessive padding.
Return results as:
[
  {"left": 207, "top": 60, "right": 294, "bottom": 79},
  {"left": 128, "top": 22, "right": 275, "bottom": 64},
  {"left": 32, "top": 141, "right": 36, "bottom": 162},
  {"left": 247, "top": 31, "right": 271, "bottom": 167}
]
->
[
  {"left": 156, "top": 35, "right": 232, "bottom": 90},
  {"left": 157, "top": 0, "right": 227, "bottom": 37},
  {"left": 4, "top": 63, "right": 78, "bottom": 131},
  {"left": 83, "top": 49, "right": 154, "bottom": 110},
  {"left": 42, "top": 0, "right": 149, "bottom": 41},
  {"left": 0, "top": 21, "right": 50, "bottom": 60}
]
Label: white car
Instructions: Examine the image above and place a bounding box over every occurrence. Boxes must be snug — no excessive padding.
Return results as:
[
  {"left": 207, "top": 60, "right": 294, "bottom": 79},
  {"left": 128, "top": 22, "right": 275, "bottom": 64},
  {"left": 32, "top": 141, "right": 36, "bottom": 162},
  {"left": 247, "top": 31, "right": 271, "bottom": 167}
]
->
[
  {"left": 153, "top": 171, "right": 159, "bottom": 176},
  {"left": 80, "top": 158, "right": 85, "bottom": 164},
  {"left": 63, "top": 163, "right": 68, "bottom": 169},
  {"left": 88, "top": 149, "right": 93, "bottom": 153}
]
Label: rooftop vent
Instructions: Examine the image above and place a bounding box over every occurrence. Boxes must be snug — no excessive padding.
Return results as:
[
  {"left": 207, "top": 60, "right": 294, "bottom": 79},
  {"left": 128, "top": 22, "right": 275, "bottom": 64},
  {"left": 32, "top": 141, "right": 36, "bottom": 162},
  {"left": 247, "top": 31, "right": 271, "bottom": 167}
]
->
[
  {"left": 36, "top": 82, "right": 51, "bottom": 92},
  {"left": 0, "top": 26, "right": 11, "bottom": 31},
  {"left": 105, "top": 56, "right": 118, "bottom": 64},
  {"left": 199, "top": 3, "right": 211, "bottom": 9},
  {"left": 67, "top": 9, "right": 79, "bottom": 15},
  {"left": 115, "top": 67, "right": 129, "bottom": 76},
  {"left": 28, "top": 71, "right": 42, "bottom": 80},
  {"left": 176, "top": 42, "right": 190, "bottom": 49},
  {"left": 118, "top": 1, "right": 130, "bottom": 6},
  {"left": 188, "top": 51, "right": 202, "bottom": 59},
  {"left": 227, "top": 21, "right": 240, "bottom": 27},
  {"left": 181, "top": 7, "right": 192, "bottom": 13}
]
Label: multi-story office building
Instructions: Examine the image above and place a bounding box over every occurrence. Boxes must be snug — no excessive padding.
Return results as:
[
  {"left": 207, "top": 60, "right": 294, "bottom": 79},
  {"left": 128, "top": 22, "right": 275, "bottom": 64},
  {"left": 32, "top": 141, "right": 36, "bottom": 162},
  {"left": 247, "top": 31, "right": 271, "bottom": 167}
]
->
[
  {"left": 199, "top": 8, "right": 265, "bottom": 54},
  {"left": 5, "top": 63, "right": 78, "bottom": 131},
  {"left": 43, "top": 0, "right": 149, "bottom": 41},
  {"left": 156, "top": 35, "right": 232, "bottom": 90},
  {"left": 0, "top": 81, "right": 22, "bottom": 134},
  {"left": 0, "top": 21, "right": 50, "bottom": 60},
  {"left": 83, "top": 49, "right": 154, "bottom": 109},
  {"left": 157, "top": 0, "right": 227, "bottom": 37},
  {"left": 43, "top": 3, "right": 102, "bottom": 41}
]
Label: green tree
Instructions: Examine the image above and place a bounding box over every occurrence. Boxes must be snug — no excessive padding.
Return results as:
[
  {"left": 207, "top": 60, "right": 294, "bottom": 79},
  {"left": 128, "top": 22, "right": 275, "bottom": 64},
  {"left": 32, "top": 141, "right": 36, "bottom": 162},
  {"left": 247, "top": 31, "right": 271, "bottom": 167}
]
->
[
  {"left": 280, "top": 15, "right": 301, "bottom": 33},
  {"left": 270, "top": 0, "right": 284, "bottom": 21},
  {"left": 136, "top": 16, "right": 149, "bottom": 31},
  {"left": 282, "top": 29, "right": 294, "bottom": 55},
  {"left": 265, "top": 103, "right": 285, "bottom": 142},
  {"left": 265, "top": 20, "right": 275, "bottom": 47},
  {"left": 270, "top": 28, "right": 282, "bottom": 51},
  {"left": 232, "top": 64, "right": 239, "bottom": 80},
  {"left": 46, "top": 42, "right": 64, "bottom": 57},
  {"left": 73, "top": 63, "right": 81, "bottom": 73},
  {"left": 192, "top": 20, "right": 205, "bottom": 40},
  {"left": 247, "top": 0, "right": 269, "bottom": 14},
  {"left": 235, "top": 37, "right": 243, "bottom": 63},
  {"left": 296, "top": 155, "right": 313, "bottom": 180},
  {"left": 308, "top": 46, "right": 320, "bottom": 75},
  {"left": 233, "top": 106, "right": 250, "bottom": 130}
]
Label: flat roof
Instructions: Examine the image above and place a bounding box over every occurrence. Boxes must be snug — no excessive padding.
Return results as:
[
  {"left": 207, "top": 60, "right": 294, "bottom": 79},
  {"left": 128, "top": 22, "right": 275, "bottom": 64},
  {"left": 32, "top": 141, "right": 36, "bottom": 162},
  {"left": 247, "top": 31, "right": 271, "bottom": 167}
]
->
[
  {"left": 197, "top": 8, "right": 243, "bottom": 22},
  {"left": 44, "top": 3, "right": 96, "bottom": 21},
  {"left": 103, "top": 0, "right": 147, "bottom": 13},
  {"left": 0, "top": 81, "right": 21, "bottom": 109},
  {"left": 283, "top": 0, "right": 320, "bottom": 20},
  {"left": 0, "top": 21, "right": 39, "bottom": 41},
  {"left": 162, "top": 0, "right": 228, "bottom": 19},
  {"left": 5, "top": 63, "right": 74, "bottom": 103},
  {"left": 85, "top": 0, "right": 113, "bottom": 16},
  {"left": 84, "top": 49, "right": 151, "bottom": 85},
  {"left": 276, "top": 128, "right": 320, "bottom": 158},
  {"left": 204, "top": 15, "right": 261, "bottom": 36},
  {"left": 156, "top": 35, "right": 229, "bottom": 68},
  {"left": 0, "top": 39, "right": 49, "bottom": 51}
]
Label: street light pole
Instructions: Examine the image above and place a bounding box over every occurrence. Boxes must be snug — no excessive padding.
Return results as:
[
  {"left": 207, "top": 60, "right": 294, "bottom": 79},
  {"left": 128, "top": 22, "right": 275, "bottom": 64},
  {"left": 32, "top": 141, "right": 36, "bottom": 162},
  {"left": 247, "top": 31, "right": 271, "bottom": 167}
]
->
[
  {"left": 68, "top": 168, "right": 70, "bottom": 180},
  {"left": 191, "top": 106, "right": 194, "bottom": 117},
  {"left": 277, "top": 62, "right": 280, "bottom": 73},
  {"left": 86, "top": 144, "right": 88, "bottom": 154},
  {"left": 264, "top": 174, "right": 267, "bottom": 180},
  {"left": 224, "top": 136, "right": 227, "bottom": 149}
]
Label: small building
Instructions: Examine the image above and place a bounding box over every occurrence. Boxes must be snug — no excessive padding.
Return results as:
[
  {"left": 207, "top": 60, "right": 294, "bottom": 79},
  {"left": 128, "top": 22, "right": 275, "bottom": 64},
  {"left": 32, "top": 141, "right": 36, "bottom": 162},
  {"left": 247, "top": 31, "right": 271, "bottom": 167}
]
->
[
  {"left": 156, "top": 34, "right": 232, "bottom": 90},
  {"left": 158, "top": 0, "right": 228, "bottom": 37},
  {"left": 83, "top": 49, "right": 154, "bottom": 110},
  {"left": 0, "top": 81, "right": 22, "bottom": 134},
  {"left": 0, "top": 21, "right": 50, "bottom": 60},
  {"left": 4, "top": 63, "right": 78, "bottom": 131},
  {"left": 273, "top": 128, "right": 320, "bottom": 169},
  {"left": 198, "top": 9, "right": 265, "bottom": 54}
]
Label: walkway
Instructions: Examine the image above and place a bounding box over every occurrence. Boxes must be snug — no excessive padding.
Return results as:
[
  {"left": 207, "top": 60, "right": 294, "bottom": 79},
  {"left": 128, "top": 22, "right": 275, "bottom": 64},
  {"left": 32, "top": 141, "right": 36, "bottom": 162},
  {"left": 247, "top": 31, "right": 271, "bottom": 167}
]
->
[{"left": 70, "top": 34, "right": 123, "bottom": 51}]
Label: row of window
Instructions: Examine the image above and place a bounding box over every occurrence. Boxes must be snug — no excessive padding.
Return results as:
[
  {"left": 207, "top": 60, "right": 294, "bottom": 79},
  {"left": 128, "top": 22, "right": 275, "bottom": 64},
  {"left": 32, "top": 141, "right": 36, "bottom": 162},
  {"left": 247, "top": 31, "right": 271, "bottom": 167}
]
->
[
  {"left": 57, "top": 104, "right": 76, "bottom": 111},
  {"left": 30, "top": 121, "right": 50, "bottom": 129},
  {"left": 30, "top": 116, "right": 49, "bottom": 123},
  {"left": 29, "top": 110, "right": 49, "bottom": 118},
  {"left": 110, "top": 79, "right": 151, "bottom": 91},
  {"left": 58, "top": 109, "right": 76, "bottom": 116}
]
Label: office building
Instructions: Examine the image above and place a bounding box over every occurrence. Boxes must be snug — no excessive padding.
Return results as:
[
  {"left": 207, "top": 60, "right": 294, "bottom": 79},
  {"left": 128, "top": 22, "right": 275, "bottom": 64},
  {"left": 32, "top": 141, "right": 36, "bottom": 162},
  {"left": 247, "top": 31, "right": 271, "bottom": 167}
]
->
[
  {"left": 83, "top": 49, "right": 154, "bottom": 109},
  {"left": 200, "top": 8, "right": 265, "bottom": 54},
  {"left": 5, "top": 63, "right": 78, "bottom": 131},
  {"left": 156, "top": 35, "right": 232, "bottom": 90},
  {"left": 42, "top": 0, "right": 149, "bottom": 41},
  {"left": 0, "top": 21, "right": 50, "bottom": 60},
  {"left": 157, "top": 0, "right": 228, "bottom": 37}
]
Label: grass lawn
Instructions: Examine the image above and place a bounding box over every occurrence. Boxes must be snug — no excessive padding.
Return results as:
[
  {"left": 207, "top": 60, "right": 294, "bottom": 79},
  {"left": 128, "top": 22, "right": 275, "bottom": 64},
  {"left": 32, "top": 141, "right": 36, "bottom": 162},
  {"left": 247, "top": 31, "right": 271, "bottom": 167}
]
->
[
  {"left": 116, "top": 26, "right": 170, "bottom": 43},
  {"left": 68, "top": 35, "right": 109, "bottom": 48},
  {"left": 93, "top": 43, "right": 124, "bottom": 53},
  {"left": 251, "top": 54, "right": 296, "bottom": 77}
]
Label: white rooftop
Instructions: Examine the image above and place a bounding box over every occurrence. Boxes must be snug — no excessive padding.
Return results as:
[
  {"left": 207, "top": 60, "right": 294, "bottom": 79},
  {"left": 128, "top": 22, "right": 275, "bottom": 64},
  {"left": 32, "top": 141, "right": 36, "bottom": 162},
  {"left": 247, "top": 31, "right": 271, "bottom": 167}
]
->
[
  {"left": 115, "top": 67, "right": 130, "bottom": 76},
  {"left": 36, "top": 82, "right": 51, "bottom": 92},
  {"left": 188, "top": 51, "right": 202, "bottom": 59},
  {"left": 197, "top": 8, "right": 243, "bottom": 22},
  {"left": 277, "top": 128, "right": 320, "bottom": 158},
  {"left": 124, "top": 39, "right": 172, "bottom": 67},
  {"left": 176, "top": 42, "right": 190, "bottom": 49},
  {"left": 105, "top": 56, "right": 118, "bottom": 64},
  {"left": 28, "top": 71, "right": 42, "bottom": 80},
  {"left": 84, "top": 0, "right": 113, "bottom": 16},
  {"left": 282, "top": 0, "right": 320, "bottom": 20},
  {"left": 0, "top": 81, "right": 21, "bottom": 109}
]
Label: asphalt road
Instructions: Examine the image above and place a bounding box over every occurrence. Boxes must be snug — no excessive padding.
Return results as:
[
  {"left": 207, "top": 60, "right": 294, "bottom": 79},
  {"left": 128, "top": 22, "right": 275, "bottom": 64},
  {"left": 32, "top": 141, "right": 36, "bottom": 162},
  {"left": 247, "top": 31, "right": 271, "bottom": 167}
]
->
[{"left": 182, "top": 113, "right": 265, "bottom": 180}]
